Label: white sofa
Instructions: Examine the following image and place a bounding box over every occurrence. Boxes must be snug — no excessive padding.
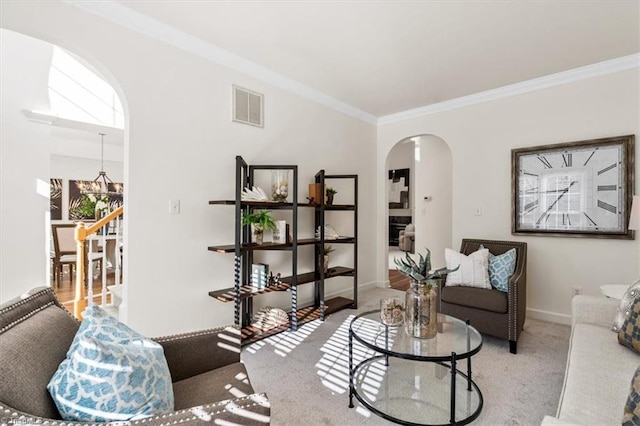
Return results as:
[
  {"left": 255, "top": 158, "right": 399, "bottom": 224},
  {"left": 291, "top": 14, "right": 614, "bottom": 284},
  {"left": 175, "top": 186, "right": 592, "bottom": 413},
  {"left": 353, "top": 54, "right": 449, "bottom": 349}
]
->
[{"left": 542, "top": 295, "right": 640, "bottom": 425}]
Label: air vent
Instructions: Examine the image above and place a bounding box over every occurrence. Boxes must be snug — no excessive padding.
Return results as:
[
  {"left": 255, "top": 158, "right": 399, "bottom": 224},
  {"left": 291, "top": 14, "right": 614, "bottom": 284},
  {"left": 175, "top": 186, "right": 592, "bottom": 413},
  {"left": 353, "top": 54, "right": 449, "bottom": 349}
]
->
[{"left": 232, "top": 85, "right": 263, "bottom": 127}]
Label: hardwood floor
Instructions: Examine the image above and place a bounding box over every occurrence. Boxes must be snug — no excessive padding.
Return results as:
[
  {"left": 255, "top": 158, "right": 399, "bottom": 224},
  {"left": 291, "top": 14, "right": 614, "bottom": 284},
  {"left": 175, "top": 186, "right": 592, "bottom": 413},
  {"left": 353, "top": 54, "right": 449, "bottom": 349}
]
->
[{"left": 388, "top": 269, "right": 410, "bottom": 291}]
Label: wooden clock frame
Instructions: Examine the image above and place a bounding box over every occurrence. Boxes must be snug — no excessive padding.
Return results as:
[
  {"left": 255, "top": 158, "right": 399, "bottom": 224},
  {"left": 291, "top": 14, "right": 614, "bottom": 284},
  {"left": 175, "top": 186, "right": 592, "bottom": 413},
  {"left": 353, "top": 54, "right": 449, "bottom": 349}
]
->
[{"left": 511, "top": 135, "right": 635, "bottom": 239}]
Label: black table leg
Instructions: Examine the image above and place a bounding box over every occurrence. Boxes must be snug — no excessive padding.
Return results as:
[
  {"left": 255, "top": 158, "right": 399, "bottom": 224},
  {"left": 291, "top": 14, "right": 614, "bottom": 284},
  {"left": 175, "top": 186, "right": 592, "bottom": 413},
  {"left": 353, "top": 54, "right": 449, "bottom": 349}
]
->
[
  {"left": 450, "top": 352, "right": 457, "bottom": 425},
  {"left": 349, "top": 328, "right": 354, "bottom": 408}
]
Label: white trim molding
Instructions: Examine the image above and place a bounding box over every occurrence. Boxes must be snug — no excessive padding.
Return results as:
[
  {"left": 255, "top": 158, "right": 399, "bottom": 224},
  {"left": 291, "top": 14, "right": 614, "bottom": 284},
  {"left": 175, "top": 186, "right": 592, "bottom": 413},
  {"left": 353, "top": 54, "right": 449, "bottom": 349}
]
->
[
  {"left": 65, "top": 1, "right": 639, "bottom": 127},
  {"left": 527, "top": 307, "right": 572, "bottom": 326},
  {"left": 378, "top": 54, "right": 640, "bottom": 126},
  {"left": 64, "top": 0, "right": 378, "bottom": 125}
]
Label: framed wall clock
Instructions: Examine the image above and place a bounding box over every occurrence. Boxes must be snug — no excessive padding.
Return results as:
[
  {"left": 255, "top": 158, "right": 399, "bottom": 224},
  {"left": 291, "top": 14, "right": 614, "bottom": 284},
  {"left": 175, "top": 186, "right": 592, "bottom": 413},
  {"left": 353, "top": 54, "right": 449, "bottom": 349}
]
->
[{"left": 511, "top": 135, "right": 635, "bottom": 239}]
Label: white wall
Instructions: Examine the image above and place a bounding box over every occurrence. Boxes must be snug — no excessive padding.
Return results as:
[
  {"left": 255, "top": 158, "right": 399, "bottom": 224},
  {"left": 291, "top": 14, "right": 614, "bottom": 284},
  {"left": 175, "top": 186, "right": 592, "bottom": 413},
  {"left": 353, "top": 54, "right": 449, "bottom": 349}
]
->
[
  {"left": 0, "top": 30, "right": 53, "bottom": 301},
  {"left": 0, "top": 3, "right": 377, "bottom": 336},
  {"left": 378, "top": 69, "right": 640, "bottom": 324},
  {"left": 414, "top": 135, "right": 452, "bottom": 269}
]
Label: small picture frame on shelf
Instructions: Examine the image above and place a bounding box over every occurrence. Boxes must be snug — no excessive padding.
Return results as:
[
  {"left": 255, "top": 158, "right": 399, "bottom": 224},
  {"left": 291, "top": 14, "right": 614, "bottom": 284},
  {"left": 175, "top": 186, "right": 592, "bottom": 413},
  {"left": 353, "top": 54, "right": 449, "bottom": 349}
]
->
[
  {"left": 251, "top": 263, "right": 269, "bottom": 289},
  {"left": 272, "top": 220, "right": 287, "bottom": 244}
]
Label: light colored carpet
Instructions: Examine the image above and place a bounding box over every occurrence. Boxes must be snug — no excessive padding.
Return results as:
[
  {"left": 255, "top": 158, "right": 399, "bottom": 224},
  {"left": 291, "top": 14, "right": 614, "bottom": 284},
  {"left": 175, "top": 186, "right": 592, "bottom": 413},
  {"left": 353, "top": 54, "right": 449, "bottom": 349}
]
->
[{"left": 242, "top": 287, "right": 570, "bottom": 425}]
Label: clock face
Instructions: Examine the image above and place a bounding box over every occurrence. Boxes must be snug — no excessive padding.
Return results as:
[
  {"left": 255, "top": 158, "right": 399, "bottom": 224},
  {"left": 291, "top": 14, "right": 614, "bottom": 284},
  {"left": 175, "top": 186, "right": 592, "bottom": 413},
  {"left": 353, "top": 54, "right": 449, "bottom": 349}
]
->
[{"left": 516, "top": 143, "right": 626, "bottom": 233}]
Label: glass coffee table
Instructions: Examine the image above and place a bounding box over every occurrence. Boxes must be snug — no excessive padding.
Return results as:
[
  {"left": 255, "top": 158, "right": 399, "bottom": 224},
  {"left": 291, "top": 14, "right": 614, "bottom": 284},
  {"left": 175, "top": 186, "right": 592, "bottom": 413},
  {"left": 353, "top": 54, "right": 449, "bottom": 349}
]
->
[{"left": 348, "top": 310, "right": 483, "bottom": 425}]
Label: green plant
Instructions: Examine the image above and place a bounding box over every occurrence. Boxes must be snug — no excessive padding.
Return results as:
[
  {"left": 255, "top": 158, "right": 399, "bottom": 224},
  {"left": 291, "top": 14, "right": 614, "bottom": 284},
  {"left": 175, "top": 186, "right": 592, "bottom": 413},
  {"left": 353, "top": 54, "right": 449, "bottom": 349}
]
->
[
  {"left": 326, "top": 187, "right": 338, "bottom": 196},
  {"left": 69, "top": 193, "right": 109, "bottom": 220},
  {"left": 241, "top": 209, "right": 277, "bottom": 233},
  {"left": 394, "top": 248, "right": 459, "bottom": 288},
  {"left": 322, "top": 245, "right": 335, "bottom": 255}
]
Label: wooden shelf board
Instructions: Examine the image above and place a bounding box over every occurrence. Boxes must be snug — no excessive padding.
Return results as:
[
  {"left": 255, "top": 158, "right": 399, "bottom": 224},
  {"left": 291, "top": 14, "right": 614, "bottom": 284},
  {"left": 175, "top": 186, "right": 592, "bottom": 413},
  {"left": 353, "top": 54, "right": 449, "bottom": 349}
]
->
[
  {"left": 208, "top": 237, "right": 353, "bottom": 253},
  {"left": 209, "top": 200, "right": 315, "bottom": 208},
  {"left": 324, "top": 296, "right": 355, "bottom": 315},
  {"left": 240, "top": 305, "right": 320, "bottom": 346},
  {"left": 208, "top": 283, "right": 291, "bottom": 302},
  {"left": 281, "top": 266, "right": 354, "bottom": 286}
]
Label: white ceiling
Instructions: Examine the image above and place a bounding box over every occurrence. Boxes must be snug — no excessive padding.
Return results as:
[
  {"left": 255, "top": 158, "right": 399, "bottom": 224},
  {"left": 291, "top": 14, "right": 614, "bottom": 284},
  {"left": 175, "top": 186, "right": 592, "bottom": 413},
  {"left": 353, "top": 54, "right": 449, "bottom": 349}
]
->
[{"left": 113, "top": 1, "right": 639, "bottom": 118}]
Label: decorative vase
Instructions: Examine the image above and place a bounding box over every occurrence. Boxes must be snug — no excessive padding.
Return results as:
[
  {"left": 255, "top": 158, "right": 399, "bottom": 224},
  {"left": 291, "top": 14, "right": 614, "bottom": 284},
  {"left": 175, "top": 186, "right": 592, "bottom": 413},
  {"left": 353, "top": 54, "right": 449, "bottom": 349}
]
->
[
  {"left": 323, "top": 255, "right": 329, "bottom": 273},
  {"left": 254, "top": 229, "right": 264, "bottom": 245},
  {"left": 271, "top": 170, "right": 289, "bottom": 202},
  {"left": 327, "top": 193, "right": 334, "bottom": 205},
  {"left": 404, "top": 280, "right": 438, "bottom": 339}
]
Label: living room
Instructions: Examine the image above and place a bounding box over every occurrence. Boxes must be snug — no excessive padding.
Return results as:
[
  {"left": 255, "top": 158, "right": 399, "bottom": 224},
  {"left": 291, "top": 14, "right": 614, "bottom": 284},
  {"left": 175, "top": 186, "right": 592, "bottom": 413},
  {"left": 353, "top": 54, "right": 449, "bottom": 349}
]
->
[{"left": 1, "top": 1, "right": 639, "bottom": 425}]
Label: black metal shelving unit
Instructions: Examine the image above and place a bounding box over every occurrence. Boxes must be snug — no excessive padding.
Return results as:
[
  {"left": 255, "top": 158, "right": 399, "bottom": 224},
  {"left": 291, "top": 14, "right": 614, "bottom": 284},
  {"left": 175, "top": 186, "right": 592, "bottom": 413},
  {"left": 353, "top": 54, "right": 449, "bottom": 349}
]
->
[
  {"left": 208, "top": 156, "right": 358, "bottom": 346},
  {"left": 313, "top": 170, "right": 358, "bottom": 321}
]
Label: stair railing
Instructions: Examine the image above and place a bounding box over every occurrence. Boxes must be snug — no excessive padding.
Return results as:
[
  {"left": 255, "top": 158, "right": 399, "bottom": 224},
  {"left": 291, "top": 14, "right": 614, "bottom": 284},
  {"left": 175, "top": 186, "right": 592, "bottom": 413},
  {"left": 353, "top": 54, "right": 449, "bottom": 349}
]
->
[{"left": 73, "top": 205, "right": 124, "bottom": 319}]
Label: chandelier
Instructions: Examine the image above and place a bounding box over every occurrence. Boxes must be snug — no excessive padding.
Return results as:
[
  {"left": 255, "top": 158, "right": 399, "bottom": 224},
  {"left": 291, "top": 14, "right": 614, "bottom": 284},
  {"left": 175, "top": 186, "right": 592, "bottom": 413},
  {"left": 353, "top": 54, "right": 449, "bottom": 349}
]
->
[{"left": 79, "top": 133, "right": 122, "bottom": 196}]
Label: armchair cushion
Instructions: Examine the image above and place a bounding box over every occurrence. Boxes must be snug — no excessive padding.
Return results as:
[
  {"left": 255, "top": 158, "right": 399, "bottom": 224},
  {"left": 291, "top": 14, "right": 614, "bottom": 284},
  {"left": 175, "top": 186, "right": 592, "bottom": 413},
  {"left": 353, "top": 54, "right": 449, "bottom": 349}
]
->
[
  {"left": 444, "top": 248, "right": 491, "bottom": 289},
  {"left": 480, "top": 244, "right": 517, "bottom": 292},
  {"left": 48, "top": 305, "right": 174, "bottom": 422},
  {"left": 440, "top": 286, "right": 508, "bottom": 314}
]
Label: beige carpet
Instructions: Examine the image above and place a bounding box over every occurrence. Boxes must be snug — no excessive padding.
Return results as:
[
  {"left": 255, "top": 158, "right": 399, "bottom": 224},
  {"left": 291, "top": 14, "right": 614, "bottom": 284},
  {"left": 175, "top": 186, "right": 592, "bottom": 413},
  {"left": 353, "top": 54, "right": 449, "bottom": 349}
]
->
[{"left": 242, "top": 287, "right": 570, "bottom": 425}]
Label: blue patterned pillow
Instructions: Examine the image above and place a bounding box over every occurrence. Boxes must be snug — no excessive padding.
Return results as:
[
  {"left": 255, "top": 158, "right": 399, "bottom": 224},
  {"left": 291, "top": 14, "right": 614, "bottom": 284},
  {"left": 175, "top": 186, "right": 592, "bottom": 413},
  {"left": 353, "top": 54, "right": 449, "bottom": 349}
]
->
[
  {"left": 480, "top": 245, "right": 517, "bottom": 292},
  {"left": 47, "top": 305, "right": 174, "bottom": 422}
]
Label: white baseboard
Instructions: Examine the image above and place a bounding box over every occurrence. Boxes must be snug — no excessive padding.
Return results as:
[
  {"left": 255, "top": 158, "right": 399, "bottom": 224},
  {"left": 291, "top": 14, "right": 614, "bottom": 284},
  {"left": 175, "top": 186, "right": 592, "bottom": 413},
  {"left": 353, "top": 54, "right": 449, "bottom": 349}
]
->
[{"left": 527, "top": 307, "right": 571, "bottom": 326}]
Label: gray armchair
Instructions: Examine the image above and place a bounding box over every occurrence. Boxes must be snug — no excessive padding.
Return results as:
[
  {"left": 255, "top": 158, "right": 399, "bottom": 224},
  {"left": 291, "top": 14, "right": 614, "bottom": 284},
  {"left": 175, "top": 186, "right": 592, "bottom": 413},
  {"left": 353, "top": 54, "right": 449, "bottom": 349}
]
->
[
  {"left": 398, "top": 223, "right": 415, "bottom": 253},
  {"left": 437, "top": 239, "right": 527, "bottom": 354},
  {"left": 0, "top": 287, "right": 270, "bottom": 425}
]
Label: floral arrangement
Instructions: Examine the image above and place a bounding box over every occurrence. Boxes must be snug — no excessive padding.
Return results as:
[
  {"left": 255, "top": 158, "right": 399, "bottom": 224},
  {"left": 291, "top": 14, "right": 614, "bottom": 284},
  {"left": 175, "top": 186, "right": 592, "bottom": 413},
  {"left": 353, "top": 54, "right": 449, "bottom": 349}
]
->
[
  {"left": 394, "top": 248, "right": 459, "bottom": 289},
  {"left": 70, "top": 193, "right": 109, "bottom": 220},
  {"left": 326, "top": 187, "right": 338, "bottom": 196}
]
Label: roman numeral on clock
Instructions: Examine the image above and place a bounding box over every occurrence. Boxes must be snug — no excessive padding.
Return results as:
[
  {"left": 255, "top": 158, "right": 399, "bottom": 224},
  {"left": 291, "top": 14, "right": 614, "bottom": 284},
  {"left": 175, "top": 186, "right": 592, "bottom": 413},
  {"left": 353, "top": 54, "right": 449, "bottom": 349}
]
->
[
  {"left": 523, "top": 200, "right": 538, "bottom": 214},
  {"left": 584, "top": 213, "right": 597, "bottom": 226},
  {"left": 562, "top": 153, "right": 572, "bottom": 167},
  {"left": 597, "top": 163, "right": 617, "bottom": 176},
  {"left": 597, "top": 185, "right": 617, "bottom": 191},
  {"left": 537, "top": 156, "right": 552, "bottom": 169},
  {"left": 597, "top": 200, "right": 617, "bottom": 214},
  {"left": 562, "top": 213, "right": 571, "bottom": 225}
]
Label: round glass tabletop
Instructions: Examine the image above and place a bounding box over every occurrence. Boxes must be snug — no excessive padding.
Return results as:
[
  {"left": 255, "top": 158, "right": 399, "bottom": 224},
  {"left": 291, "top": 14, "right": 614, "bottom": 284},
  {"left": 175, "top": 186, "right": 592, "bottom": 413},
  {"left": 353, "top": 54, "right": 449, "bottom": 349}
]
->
[{"left": 350, "top": 310, "right": 483, "bottom": 361}]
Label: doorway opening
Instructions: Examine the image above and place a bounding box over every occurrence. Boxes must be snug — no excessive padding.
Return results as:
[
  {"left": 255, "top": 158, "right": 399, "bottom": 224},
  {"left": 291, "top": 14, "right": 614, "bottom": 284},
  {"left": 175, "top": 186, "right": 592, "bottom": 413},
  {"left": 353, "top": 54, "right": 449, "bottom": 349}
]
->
[{"left": 385, "top": 135, "right": 453, "bottom": 291}]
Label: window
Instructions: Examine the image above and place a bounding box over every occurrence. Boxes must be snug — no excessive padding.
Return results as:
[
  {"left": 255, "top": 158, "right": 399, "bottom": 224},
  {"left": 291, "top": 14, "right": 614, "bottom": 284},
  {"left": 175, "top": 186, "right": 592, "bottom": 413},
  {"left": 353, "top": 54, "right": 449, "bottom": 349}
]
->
[{"left": 48, "top": 47, "right": 123, "bottom": 128}]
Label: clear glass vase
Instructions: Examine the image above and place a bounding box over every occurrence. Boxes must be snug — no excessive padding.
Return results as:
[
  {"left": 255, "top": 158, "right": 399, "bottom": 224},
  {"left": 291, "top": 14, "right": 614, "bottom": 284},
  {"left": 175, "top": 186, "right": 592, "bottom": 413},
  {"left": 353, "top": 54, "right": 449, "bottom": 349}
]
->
[
  {"left": 404, "top": 280, "right": 438, "bottom": 339},
  {"left": 271, "top": 170, "right": 289, "bottom": 202}
]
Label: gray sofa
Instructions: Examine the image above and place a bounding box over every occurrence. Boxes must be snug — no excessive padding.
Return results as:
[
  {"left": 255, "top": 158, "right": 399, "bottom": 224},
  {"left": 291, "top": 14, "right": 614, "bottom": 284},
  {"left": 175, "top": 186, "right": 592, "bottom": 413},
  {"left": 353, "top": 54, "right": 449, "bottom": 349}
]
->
[
  {"left": 0, "top": 286, "right": 270, "bottom": 425},
  {"left": 542, "top": 295, "right": 639, "bottom": 425}
]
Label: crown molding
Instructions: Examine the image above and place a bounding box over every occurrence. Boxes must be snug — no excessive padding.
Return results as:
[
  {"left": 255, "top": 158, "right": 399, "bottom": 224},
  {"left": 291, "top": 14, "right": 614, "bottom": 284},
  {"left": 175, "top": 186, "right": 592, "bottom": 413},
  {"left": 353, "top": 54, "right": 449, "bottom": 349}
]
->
[
  {"left": 64, "top": 0, "right": 378, "bottom": 125},
  {"left": 378, "top": 54, "right": 640, "bottom": 126},
  {"left": 65, "top": 1, "right": 638, "bottom": 128}
]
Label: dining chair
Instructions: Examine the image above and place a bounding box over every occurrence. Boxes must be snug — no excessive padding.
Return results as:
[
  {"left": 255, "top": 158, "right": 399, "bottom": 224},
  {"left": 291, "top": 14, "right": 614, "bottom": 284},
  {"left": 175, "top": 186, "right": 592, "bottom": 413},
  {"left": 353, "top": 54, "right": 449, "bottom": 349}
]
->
[{"left": 51, "top": 224, "right": 103, "bottom": 287}]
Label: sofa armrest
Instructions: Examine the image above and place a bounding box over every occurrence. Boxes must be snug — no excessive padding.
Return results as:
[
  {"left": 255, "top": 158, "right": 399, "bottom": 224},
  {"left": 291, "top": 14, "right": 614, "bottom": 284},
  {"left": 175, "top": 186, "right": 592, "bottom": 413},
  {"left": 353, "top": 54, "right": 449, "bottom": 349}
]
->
[
  {"left": 154, "top": 326, "right": 241, "bottom": 382},
  {"left": 571, "top": 295, "right": 618, "bottom": 328},
  {"left": 1, "top": 394, "right": 270, "bottom": 425}
]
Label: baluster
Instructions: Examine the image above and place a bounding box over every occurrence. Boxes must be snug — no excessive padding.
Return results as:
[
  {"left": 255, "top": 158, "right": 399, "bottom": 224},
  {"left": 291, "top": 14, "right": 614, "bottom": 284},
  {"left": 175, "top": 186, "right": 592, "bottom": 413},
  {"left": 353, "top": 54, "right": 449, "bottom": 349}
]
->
[
  {"left": 115, "top": 216, "right": 121, "bottom": 287},
  {"left": 101, "top": 221, "right": 108, "bottom": 307},
  {"left": 87, "top": 236, "right": 94, "bottom": 306}
]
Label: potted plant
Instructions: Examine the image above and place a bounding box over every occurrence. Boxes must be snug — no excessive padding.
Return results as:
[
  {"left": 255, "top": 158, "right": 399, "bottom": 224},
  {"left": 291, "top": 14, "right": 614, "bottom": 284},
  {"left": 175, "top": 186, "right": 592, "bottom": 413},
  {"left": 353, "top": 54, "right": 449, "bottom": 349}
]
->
[
  {"left": 394, "top": 248, "right": 459, "bottom": 339},
  {"left": 322, "top": 245, "right": 335, "bottom": 273},
  {"left": 242, "top": 209, "right": 277, "bottom": 245},
  {"left": 326, "top": 187, "right": 337, "bottom": 205}
]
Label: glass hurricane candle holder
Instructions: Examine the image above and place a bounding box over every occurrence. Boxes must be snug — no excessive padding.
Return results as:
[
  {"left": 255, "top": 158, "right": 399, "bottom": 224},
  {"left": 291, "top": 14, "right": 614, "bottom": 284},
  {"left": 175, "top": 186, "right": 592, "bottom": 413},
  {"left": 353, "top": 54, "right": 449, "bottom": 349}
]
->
[
  {"left": 380, "top": 297, "right": 404, "bottom": 326},
  {"left": 271, "top": 170, "right": 289, "bottom": 202}
]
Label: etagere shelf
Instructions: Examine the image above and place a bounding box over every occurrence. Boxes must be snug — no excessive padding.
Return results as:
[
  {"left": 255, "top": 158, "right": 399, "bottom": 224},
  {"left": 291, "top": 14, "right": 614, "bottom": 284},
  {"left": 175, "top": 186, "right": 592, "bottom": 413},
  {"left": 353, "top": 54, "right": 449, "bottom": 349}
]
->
[{"left": 208, "top": 156, "right": 358, "bottom": 346}]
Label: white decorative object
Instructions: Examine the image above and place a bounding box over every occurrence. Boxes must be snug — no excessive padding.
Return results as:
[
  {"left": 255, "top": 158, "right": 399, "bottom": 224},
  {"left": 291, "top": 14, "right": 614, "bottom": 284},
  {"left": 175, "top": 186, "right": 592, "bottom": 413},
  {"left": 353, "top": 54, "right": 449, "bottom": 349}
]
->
[
  {"left": 272, "top": 220, "right": 287, "bottom": 244},
  {"left": 315, "top": 224, "right": 340, "bottom": 240},
  {"left": 241, "top": 186, "right": 268, "bottom": 201},
  {"left": 251, "top": 307, "right": 289, "bottom": 331}
]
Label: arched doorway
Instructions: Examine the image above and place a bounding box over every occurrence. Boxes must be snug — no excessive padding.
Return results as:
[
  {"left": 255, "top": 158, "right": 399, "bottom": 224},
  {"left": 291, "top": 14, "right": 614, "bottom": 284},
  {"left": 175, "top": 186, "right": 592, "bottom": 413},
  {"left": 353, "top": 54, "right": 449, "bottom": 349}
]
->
[
  {"left": 0, "top": 28, "right": 129, "bottom": 318},
  {"left": 385, "top": 134, "right": 453, "bottom": 289}
]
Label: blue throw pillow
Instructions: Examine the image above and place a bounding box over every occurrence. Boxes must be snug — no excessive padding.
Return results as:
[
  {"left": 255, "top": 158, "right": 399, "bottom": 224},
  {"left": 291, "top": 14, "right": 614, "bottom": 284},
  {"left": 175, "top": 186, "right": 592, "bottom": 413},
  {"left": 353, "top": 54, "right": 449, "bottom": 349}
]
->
[
  {"left": 480, "top": 245, "right": 517, "bottom": 292},
  {"left": 47, "top": 305, "right": 174, "bottom": 422}
]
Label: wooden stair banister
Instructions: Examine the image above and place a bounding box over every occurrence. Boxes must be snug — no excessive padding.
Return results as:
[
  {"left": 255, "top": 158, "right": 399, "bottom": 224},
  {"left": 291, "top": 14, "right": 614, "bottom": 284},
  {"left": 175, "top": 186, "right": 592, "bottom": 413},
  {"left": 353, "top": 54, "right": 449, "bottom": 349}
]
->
[{"left": 73, "top": 205, "right": 123, "bottom": 319}]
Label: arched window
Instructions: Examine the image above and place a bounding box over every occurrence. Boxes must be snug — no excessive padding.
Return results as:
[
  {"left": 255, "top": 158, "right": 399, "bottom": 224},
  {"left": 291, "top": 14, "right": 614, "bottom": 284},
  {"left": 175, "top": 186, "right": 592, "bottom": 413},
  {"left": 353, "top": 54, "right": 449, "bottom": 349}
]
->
[{"left": 48, "top": 47, "right": 124, "bottom": 128}]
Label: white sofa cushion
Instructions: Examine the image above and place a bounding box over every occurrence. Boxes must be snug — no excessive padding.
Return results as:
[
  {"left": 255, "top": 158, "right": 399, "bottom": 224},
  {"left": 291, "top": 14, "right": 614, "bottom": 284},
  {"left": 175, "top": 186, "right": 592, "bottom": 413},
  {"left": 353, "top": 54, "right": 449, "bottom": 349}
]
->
[{"left": 557, "top": 322, "right": 639, "bottom": 424}]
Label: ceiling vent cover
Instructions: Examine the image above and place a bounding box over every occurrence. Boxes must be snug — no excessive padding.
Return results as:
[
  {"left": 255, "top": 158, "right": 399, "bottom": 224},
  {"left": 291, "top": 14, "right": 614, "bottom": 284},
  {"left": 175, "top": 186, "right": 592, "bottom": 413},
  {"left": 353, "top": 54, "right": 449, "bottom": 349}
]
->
[{"left": 233, "top": 85, "right": 263, "bottom": 128}]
